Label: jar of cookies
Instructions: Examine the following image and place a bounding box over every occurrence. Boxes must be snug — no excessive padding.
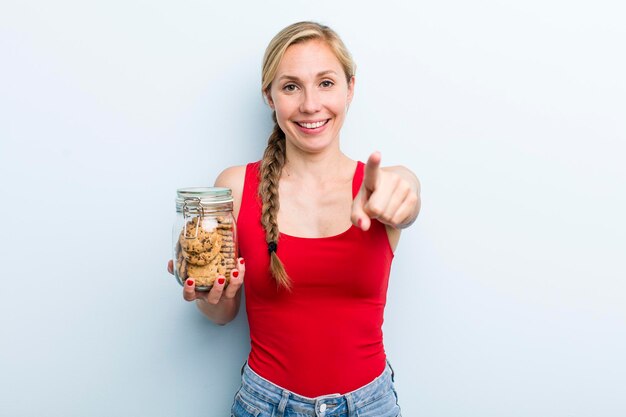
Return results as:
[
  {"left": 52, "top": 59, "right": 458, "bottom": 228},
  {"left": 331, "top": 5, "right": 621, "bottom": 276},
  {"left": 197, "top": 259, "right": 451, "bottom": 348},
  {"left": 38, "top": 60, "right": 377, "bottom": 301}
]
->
[{"left": 173, "top": 187, "right": 237, "bottom": 291}]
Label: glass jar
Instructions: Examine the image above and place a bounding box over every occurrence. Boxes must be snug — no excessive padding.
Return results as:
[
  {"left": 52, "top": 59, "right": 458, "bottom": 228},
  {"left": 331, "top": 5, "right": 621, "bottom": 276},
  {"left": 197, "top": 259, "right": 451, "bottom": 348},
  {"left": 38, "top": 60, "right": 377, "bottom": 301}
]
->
[{"left": 173, "top": 187, "right": 238, "bottom": 291}]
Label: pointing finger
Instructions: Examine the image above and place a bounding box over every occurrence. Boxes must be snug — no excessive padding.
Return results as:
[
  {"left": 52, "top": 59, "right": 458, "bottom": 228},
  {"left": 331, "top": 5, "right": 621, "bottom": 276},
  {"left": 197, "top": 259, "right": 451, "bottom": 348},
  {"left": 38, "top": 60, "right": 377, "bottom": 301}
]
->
[{"left": 363, "top": 151, "right": 382, "bottom": 192}]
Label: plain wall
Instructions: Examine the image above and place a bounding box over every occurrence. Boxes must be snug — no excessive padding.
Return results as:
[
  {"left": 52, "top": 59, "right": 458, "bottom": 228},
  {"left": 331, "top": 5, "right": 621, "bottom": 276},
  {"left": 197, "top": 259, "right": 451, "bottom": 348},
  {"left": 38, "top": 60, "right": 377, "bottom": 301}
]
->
[{"left": 1, "top": 0, "right": 625, "bottom": 416}]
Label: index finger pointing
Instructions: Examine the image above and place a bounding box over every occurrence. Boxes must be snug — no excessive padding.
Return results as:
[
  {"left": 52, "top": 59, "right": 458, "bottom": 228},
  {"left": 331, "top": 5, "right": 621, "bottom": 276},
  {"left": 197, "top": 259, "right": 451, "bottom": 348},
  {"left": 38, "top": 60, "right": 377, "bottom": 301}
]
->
[{"left": 363, "top": 151, "right": 382, "bottom": 192}]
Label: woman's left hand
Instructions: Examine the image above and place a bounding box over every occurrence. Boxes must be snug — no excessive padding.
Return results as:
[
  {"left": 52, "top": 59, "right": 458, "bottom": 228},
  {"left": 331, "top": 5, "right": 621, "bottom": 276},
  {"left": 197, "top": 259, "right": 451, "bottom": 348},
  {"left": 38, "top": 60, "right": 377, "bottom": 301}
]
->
[{"left": 351, "top": 151, "right": 421, "bottom": 231}]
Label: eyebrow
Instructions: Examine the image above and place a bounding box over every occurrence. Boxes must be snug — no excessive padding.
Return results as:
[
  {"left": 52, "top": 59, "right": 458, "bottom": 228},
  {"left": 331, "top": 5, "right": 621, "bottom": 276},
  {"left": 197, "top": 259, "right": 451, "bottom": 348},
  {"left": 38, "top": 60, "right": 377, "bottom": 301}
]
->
[{"left": 277, "top": 70, "right": 338, "bottom": 82}]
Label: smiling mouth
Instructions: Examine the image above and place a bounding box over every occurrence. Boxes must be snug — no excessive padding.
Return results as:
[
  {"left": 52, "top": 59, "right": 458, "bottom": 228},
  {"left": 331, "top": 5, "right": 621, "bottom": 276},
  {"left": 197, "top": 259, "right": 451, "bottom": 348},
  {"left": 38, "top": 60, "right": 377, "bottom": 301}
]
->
[{"left": 295, "top": 119, "right": 329, "bottom": 129}]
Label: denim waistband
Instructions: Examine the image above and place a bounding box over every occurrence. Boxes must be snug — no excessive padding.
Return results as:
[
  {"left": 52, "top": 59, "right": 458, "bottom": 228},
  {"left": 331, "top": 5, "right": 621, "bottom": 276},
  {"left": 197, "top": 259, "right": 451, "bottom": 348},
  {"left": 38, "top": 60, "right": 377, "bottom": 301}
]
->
[{"left": 240, "top": 361, "right": 395, "bottom": 415}]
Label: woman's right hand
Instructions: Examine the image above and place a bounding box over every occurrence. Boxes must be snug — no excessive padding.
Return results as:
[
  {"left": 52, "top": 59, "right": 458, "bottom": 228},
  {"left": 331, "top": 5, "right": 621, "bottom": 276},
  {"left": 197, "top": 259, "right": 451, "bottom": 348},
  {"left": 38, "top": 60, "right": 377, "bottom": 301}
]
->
[{"left": 166, "top": 258, "right": 246, "bottom": 305}]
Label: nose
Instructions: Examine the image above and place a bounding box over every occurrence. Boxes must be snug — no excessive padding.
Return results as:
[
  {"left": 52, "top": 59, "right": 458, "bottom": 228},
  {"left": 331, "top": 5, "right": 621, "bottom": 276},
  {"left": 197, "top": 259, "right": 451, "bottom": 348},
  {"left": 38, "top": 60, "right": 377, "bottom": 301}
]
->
[{"left": 299, "top": 88, "right": 322, "bottom": 114}]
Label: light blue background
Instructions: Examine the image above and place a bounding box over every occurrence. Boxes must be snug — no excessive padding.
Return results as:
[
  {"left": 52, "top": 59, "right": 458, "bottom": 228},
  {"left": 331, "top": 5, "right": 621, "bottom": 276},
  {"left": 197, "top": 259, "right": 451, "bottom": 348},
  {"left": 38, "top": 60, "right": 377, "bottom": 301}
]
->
[{"left": 1, "top": 1, "right": 625, "bottom": 416}]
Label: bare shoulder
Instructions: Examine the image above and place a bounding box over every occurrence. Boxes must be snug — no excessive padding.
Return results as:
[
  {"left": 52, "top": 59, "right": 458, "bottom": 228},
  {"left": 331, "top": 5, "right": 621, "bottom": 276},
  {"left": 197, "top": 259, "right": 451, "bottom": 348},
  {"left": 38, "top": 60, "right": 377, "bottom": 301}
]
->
[
  {"left": 214, "top": 165, "right": 246, "bottom": 189},
  {"left": 214, "top": 165, "right": 247, "bottom": 217}
]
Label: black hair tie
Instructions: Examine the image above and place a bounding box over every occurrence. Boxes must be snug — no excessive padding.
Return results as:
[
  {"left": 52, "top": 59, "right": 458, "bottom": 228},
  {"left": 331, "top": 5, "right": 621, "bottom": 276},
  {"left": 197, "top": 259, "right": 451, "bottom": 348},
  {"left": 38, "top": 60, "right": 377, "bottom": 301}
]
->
[{"left": 268, "top": 241, "right": 278, "bottom": 254}]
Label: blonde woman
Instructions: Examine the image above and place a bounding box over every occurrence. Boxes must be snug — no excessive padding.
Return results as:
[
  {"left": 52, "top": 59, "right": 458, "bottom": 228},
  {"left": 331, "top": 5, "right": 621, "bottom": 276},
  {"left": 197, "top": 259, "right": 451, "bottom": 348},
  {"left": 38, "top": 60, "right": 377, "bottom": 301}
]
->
[{"left": 169, "top": 21, "right": 420, "bottom": 416}]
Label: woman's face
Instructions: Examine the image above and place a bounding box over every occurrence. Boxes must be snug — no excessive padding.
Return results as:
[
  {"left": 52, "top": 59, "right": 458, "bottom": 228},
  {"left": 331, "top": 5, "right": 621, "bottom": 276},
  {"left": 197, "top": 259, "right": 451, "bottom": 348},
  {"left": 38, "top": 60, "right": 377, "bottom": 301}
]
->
[{"left": 267, "top": 39, "right": 354, "bottom": 155}]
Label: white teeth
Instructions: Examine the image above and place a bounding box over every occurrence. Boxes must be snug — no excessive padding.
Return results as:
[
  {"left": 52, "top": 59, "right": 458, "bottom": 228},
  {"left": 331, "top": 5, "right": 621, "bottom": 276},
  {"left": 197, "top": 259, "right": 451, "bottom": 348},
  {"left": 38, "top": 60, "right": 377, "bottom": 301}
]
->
[{"left": 298, "top": 120, "right": 327, "bottom": 129}]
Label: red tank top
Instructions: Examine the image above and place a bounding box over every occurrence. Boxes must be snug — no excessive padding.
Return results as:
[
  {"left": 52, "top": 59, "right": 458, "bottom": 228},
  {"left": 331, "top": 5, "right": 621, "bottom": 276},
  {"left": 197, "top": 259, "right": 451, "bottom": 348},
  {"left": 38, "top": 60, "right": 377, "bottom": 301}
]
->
[{"left": 237, "top": 161, "right": 394, "bottom": 397}]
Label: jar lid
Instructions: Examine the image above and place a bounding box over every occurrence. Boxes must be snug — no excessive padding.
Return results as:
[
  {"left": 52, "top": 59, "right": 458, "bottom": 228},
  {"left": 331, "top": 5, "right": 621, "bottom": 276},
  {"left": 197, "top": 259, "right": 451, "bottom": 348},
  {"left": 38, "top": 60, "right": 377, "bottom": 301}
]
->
[{"left": 176, "top": 187, "right": 233, "bottom": 211}]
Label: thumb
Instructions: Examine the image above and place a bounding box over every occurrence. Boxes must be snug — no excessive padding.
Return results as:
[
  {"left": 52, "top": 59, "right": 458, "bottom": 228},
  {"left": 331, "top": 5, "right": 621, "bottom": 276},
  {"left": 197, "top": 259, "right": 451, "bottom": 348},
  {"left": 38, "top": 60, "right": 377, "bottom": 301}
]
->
[
  {"left": 182, "top": 277, "right": 197, "bottom": 302},
  {"left": 351, "top": 186, "right": 372, "bottom": 231},
  {"left": 363, "top": 151, "right": 382, "bottom": 192}
]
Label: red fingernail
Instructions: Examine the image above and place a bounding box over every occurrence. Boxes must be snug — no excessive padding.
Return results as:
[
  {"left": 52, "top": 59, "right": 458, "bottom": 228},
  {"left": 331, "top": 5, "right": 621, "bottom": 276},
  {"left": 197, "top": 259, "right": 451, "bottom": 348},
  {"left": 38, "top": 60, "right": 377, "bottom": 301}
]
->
[
  {"left": 232, "top": 270, "right": 239, "bottom": 278},
  {"left": 186, "top": 279, "right": 194, "bottom": 286},
  {"left": 218, "top": 278, "right": 225, "bottom": 285},
  {"left": 239, "top": 258, "right": 245, "bottom": 265}
]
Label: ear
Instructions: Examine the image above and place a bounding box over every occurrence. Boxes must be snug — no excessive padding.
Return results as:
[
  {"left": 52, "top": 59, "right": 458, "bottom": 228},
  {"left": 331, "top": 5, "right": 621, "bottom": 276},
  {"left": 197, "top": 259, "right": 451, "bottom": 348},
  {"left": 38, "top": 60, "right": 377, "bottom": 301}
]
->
[
  {"left": 265, "top": 89, "right": 275, "bottom": 110},
  {"left": 346, "top": 76, "right": 355, "bottom": 105}
]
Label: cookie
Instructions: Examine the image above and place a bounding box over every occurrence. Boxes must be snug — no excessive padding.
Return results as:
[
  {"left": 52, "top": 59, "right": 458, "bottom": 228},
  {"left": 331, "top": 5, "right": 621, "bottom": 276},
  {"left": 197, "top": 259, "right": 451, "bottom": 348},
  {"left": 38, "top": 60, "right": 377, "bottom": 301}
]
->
[
  {"left": 217, "top": 216, "right": 233, "bottom": 224},
  {"left": 182, "top": 237, "right": 222, "bottom": 262},
  {"left": 180, "top": 227, "right": 219, "bottom": 254},
  {"left": 175, "top": 216, "right": 235, "bottom": 288},
  {"left": 179, "top": 259, "right": 188, "bottom": 280},
  {"left": 182, "top": 247, "right": 219, "bottom": 266}
]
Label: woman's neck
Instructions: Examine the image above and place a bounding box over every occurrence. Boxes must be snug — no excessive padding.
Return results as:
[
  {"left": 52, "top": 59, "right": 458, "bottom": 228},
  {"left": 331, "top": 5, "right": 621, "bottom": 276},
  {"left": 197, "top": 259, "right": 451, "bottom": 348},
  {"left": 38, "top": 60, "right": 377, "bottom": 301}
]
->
[{"left": 282, "top": 147, "right": 353, "bottom": 183}]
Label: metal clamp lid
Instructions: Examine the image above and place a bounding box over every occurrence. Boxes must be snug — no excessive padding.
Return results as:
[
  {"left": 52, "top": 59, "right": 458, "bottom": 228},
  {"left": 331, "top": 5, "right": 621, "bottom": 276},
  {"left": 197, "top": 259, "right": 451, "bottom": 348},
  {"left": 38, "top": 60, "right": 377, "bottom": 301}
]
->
[
  {"left": 182, "top": 197, "right": 205, "bottom": 239},
  {"left": 176, "top": 187, "right": 233, "bottom": 212}
]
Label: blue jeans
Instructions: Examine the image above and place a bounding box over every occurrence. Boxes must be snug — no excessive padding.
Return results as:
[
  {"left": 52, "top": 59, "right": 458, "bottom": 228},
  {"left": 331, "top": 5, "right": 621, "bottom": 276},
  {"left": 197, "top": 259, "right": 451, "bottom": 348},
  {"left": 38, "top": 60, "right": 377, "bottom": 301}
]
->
[{"left": 231, "top": 362, "right": 402, "bottom": 417}]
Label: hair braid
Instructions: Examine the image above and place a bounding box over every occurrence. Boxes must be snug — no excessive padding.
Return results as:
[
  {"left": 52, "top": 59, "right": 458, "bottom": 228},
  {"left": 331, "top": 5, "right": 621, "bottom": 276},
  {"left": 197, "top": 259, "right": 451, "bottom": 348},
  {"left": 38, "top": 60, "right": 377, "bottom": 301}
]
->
[{"left": 259, "top": 111, "right": 291, "bottom": 289}]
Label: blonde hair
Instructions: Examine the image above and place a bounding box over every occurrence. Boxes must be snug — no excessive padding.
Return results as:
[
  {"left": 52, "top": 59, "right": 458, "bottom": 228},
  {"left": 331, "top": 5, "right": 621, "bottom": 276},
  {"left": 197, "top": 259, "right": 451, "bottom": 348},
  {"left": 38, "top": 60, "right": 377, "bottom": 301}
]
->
[{"left": 259, "top": 21, "right": 356, "bottom": 289}]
